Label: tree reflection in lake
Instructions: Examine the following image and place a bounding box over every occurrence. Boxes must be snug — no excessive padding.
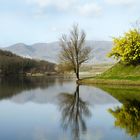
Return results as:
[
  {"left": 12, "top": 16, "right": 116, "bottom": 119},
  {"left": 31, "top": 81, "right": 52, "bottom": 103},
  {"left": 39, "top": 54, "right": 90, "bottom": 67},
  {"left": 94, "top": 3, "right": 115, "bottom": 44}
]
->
[
  {"left": 58, "top": 85, "right": 91, "bottom": 140},
  {"left": 109, "top": 99, "right": 140, "bottom": 138}
]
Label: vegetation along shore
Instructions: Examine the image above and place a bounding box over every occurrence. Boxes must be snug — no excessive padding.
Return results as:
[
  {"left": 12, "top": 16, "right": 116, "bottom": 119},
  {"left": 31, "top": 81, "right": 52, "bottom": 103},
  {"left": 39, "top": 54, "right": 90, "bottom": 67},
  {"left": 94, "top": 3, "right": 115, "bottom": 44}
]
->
[{"left": 79, "top": 27, "right": 140, "bottom": 86}]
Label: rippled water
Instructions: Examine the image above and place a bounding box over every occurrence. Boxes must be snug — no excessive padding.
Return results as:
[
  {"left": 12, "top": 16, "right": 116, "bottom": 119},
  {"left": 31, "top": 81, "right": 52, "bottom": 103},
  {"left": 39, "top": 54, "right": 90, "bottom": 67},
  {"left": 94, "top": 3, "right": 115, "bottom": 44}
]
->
[{"left": 0, "top": 77, "right": 140, "bottom": 140}]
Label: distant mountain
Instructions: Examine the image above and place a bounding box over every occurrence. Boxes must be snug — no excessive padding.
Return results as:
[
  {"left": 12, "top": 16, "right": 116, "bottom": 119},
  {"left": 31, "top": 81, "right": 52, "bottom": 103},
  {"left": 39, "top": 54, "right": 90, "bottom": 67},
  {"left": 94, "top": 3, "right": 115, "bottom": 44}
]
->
[{"left": 3, "top": 41, "right": 115, "bottom": 64}]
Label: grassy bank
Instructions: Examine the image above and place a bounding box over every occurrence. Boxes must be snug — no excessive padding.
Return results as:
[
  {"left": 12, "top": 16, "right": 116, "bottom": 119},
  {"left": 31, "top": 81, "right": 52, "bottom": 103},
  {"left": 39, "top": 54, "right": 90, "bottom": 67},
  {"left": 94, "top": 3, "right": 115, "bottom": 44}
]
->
[{"left": 79, "top": 63, "right": 140, "bottom": 86}]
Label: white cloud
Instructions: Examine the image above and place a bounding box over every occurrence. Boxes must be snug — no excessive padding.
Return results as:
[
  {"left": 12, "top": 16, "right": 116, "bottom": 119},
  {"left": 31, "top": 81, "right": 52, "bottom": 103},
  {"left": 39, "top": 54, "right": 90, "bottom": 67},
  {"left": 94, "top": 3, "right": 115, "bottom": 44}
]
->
[
  {"left": 27, "top": 0, "right": 77, "bottom": 10},
  {"left": 105, "top": 0, "right": 137, "bottom": 6},
  {"left": 77, "top": 3, "right": 102, "bottom": 17},
  {"left": 26, "top": 0, "right": 102, "bottom": 17}
]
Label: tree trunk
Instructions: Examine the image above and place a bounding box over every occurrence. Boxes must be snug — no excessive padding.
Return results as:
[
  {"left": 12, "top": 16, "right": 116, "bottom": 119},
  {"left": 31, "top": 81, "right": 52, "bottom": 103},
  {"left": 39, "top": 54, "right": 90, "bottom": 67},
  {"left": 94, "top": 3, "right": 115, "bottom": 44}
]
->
[{"left": 76, "top": 72, "right": 79, "bottom": 80}]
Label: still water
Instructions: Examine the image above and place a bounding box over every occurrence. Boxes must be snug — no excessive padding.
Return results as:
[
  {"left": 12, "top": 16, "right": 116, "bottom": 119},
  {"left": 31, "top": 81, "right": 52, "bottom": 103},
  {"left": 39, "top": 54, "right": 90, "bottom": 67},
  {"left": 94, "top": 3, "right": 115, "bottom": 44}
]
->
[{"left": 0, "top": 77, "right": 140, "bottom": 140}]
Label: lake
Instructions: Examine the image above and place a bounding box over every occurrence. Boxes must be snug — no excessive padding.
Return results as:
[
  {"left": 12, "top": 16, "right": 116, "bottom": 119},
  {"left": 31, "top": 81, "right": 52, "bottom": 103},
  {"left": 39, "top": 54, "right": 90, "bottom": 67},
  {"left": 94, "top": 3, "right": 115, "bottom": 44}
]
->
[{"left": 0, "top": 76, "right": 140, "bottom": 140}]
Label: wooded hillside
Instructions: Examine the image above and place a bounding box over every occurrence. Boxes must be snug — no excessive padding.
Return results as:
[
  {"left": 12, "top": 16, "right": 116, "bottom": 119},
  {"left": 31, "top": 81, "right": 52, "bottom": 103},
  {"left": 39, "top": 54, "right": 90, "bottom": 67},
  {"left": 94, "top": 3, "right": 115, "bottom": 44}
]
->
[{"left": 0, "top": 49, "right": 56, "bottom": 76}]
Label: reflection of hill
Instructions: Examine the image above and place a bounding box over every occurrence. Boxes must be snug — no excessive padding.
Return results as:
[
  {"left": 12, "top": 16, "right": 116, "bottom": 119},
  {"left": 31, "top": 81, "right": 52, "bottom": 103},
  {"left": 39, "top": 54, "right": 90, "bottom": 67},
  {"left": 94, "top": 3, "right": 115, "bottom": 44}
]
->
[
  {"left": 97, "top": 85, "right": 140, "bottom": 103},
  {"left": 73, "top": 86, "right": 118, "bottom": 105},
  {"left": 0, "top": 78, "right": 119, "bottom": 105},
  {"left": 11, "top": 85, "right": 118, "bottom": 105},
  {"left": 0, "top": 76, "right": 57, "bottom": 100}
]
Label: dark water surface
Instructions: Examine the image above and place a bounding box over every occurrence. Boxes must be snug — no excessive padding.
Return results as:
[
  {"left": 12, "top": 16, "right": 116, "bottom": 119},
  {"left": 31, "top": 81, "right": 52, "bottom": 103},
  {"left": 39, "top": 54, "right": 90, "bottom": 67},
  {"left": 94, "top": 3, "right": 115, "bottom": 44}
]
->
[{"left": 0, "top": 77, "right": 140, "bottom": 140}]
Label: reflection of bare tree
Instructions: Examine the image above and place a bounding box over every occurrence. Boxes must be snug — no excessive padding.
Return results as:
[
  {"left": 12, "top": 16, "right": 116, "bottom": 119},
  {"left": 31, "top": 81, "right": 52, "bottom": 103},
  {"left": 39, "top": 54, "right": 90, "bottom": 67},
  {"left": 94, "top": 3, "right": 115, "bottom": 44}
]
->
[{"left": 58, "top": 85, "right": 91, "bottom": 140}]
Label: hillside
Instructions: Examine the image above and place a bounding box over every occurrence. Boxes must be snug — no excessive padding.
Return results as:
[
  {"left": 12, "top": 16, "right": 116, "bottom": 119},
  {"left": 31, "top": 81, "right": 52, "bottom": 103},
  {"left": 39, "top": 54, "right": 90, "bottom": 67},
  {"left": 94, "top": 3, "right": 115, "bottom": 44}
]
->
[
  {"left": 79, "top": 62, "right": 140, "bottom": 85},
  {"left": 3, "top": 41, "right": 115, "bottom": 64},
  {"left": 98, "top": 62, "right": 140, "bottom": 80},
  {"left": 0, "top": 49, "right": 56, "bottom": 76}
]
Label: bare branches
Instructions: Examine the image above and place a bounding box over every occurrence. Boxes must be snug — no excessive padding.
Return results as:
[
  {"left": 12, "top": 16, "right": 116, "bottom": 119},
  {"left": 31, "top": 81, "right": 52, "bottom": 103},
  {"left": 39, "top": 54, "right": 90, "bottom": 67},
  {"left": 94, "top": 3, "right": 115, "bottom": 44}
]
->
[{"left": 59, "top": 25, "right": 92, "bottom": 80}]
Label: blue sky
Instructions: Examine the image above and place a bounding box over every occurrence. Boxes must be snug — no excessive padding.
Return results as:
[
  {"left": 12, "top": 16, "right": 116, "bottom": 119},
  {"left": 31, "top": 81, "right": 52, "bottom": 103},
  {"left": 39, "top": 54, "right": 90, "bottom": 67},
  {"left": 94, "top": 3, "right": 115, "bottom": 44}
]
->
[{"left": 0, "top": 0, "right": 140, "bottom": 47}]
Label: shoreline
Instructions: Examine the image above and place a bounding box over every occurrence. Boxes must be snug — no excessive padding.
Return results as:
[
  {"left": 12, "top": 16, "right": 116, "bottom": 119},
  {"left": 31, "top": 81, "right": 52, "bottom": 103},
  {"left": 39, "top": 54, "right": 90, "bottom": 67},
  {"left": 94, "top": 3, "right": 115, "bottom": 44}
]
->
[{"left": 78, "top": 78, "right": 140, "bottom": 86}]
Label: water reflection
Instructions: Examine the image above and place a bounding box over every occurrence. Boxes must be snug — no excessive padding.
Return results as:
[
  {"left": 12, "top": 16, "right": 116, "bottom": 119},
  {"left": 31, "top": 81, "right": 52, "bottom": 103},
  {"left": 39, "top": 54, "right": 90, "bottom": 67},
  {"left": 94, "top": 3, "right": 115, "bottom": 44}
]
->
[
  {"left": 0, "top": 77, "right": 140, "bottom": 140},
  {"left": 0, "top": 76, "right": 69, "bottom": 100},
  {"left": 96, "top": 85, "right": 140, "bottom": 139},
  {"left": 109, "top": 99, "right": 140, "bottom": 138},
  {"left": 58, "top": 85, "right": 91, "bottom": 140}
]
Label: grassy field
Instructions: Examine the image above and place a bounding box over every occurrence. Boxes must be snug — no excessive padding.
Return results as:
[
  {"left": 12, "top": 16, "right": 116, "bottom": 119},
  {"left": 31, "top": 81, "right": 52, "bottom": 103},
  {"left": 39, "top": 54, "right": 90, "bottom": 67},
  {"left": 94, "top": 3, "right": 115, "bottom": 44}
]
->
[{"left": 79, "top": 62, "right": 140, "bottom": 86}]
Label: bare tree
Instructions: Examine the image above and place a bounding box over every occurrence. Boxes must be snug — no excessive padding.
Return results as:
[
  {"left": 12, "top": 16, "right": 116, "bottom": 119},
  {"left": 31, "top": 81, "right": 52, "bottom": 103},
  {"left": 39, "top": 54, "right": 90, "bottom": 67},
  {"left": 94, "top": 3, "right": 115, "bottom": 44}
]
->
[{"left": 59, "top": 25, "right": 92, "bottom": 80}]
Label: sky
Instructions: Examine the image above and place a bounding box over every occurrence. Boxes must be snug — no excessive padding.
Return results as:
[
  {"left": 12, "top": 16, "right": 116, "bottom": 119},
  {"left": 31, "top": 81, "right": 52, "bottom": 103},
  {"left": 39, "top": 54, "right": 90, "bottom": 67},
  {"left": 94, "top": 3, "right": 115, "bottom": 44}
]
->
[{"left": 0, "top": 0, "right": 140, "bottom": 47}]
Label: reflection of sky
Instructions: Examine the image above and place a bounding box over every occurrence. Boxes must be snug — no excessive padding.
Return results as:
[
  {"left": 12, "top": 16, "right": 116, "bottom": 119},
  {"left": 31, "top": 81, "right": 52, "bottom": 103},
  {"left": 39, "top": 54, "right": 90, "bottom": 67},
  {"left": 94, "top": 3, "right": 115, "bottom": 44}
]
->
[
  {"left": 4, "top": 82, "right": 118, "bottom": 105},
  {"left": 0, "top": 80, "right": 138, "bottom": 140},
  {"left": 0, "top": 102, "right": 63, "bottom": 140},
  {"left": 0, "top": 101, "right": 132, "bottom": 140}
]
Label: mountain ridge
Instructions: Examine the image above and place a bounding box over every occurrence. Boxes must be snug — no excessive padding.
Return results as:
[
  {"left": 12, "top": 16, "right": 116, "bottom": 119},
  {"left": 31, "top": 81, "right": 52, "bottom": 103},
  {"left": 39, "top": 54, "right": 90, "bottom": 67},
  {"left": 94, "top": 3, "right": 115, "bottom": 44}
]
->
[{"left": 3, "top": 40, "right": 115, "bottom": 64}]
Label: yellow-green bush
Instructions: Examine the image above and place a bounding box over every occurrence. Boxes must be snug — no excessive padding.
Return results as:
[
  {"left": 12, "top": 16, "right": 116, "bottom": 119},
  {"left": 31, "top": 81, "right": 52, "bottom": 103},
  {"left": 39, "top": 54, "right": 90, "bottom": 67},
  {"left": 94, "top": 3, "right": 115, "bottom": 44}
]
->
[{"left": 108, "top": 29, "right": 140, "bottom": 65}]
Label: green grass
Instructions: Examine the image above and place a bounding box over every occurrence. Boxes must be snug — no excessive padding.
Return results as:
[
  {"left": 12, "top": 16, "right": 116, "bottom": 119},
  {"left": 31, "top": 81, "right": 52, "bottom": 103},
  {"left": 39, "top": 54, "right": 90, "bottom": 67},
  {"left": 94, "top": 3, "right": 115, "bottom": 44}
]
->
[
  {"left": 96, "top": 85, "right": 140, "bottom": 103},
  {"left": 97, "top": 62, "right": 140, "bottom": 80},
  {"left": 79, "top": 62, "right": 140, "bottom": 85}
]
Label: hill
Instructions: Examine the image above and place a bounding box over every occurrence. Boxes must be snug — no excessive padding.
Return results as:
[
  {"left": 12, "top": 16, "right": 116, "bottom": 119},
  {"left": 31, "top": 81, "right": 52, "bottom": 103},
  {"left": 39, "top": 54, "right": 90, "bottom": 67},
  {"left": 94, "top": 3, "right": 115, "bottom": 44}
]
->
[
  {"left": 79, "top": 62, "right": 140, "bottom": 86},
  {"left": 3, "top": 41, "right": 114, "bottom": 64},
  {"left": 0, "top": 49, "right": 56, "bottom": 76},
  {"left": 98, "top": 62, "right": 140, "bottom": 80}
]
